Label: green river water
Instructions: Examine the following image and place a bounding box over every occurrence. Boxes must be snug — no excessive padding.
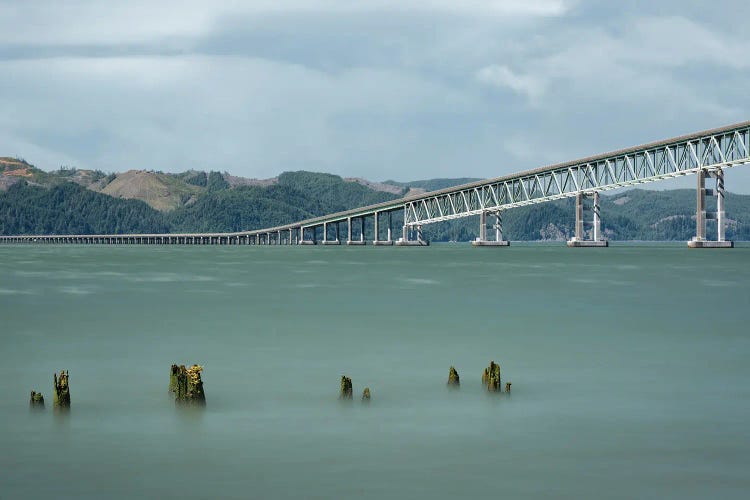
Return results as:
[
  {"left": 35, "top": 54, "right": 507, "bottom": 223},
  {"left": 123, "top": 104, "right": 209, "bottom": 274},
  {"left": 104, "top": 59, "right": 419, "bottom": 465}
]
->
[{"left": 1, "top": 243, "right": 748, "bottom": 499}]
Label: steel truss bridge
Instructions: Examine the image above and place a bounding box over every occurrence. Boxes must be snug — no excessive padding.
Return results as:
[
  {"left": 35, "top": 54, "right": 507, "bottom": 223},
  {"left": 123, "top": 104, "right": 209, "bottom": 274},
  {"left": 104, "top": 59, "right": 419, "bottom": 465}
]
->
[{"left": 2, "top": 121, "right": 749, "bottom": 248}]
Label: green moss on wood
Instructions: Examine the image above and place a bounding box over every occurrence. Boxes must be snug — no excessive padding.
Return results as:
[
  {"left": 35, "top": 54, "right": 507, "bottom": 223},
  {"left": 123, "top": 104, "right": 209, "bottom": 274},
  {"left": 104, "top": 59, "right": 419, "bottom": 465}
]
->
[
  {"left": 171, "top": 364, "right": 206, "bottom": 407},
  {"left": 483, "top": 361, "right": 501, "bottom": 392},
  {"left": 53, "top": 370, "right": 70, "bottom": 410},
  {"left": 340, "top": 375, "right": 353, "bottom": 400},
  {"left": 447, "top": 366, "right": 460, "bottom": 387},
  {"left": 30, "top": 390, "right": 44, "bottom": 409}
]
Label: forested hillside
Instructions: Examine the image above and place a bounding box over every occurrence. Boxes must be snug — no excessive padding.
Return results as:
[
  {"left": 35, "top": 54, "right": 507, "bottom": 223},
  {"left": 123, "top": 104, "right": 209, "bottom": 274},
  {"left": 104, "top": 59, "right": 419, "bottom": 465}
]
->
[
  {"left": 2, "top": 162, "right": 750, "bottom": 241},
  {"left": 0, "top": 171, "right": 404, "bottom": 236},
  {"left": 0, "top": 182, "right": 170, "bottom": 235}
]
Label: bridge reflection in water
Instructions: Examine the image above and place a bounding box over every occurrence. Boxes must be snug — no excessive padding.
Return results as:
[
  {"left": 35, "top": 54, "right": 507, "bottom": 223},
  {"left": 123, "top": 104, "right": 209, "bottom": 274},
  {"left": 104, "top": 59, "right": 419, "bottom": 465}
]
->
[{"left": 2, "top": 121, "right": 749, "bottom": 248}]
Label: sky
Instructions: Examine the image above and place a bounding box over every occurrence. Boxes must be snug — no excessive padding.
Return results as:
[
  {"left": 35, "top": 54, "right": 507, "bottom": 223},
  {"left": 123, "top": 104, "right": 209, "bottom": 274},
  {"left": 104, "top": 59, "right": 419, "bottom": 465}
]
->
[{"left": 1, "top": 0, "right": 749, "bottom": 190}]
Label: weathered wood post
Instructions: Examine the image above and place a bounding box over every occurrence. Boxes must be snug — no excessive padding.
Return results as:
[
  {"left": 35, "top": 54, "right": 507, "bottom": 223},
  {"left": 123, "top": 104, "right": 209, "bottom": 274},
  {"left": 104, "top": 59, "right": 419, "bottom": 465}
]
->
[
  {"left": 447, "top": 366, "right": 460, "bottom": 387},
  {"left": 170, "top": 364, "right": 206, "bottom": 406},
  {"left": 482, "top": 361, "right": 501, "bottom": 392},
  {"left": 30, "top": 390, "right": 44, "bottom": 409},
  {"left": 53, "top": 370, "right": 70, "bottom": 409},
  {"left": 505, "top": 382, "right": 512, "bottom": 393},
  {"left": 339, "top": 376, "right": 353, "bottom": 400},
  {"left": 362, "top": 387, "right": 371, "bottom": 401},
  {"left": 169, "top": 364, "right": 179, "bottom": 394}
]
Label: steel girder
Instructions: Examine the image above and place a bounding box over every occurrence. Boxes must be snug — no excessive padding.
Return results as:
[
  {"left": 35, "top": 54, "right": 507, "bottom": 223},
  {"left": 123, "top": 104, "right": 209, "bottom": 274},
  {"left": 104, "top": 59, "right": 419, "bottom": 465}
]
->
[{"left": 404, "top": 123, "right": 750, "bottom": 226}]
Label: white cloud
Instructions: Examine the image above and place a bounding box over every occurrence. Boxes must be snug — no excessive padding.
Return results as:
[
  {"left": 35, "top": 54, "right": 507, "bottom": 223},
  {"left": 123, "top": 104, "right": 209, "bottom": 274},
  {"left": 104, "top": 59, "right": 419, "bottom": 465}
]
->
[
  {"left": 475, "top": 15, "right": 745, "bottom": 114},
  {"left": 622, "top": 16, "right": 747, "bottom": 69},
  {"left": 476, "top": 65, "right": 545, "bottom": 101},
  {"left": 0, "top": 0, "right": 570, "bottom": 45}
]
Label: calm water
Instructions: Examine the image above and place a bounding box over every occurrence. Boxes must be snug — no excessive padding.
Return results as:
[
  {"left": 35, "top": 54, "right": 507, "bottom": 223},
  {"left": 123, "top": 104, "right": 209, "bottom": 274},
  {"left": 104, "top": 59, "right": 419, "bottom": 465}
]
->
[{"left": 1, "top": 244, "right": 749, "bottom": 499}]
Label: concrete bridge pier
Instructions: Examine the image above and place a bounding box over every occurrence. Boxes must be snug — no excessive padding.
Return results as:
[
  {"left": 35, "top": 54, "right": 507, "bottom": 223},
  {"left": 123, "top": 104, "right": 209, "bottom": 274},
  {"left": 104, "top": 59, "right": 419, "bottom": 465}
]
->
[
  {"left": 347, "top": 216, "right": 366, "bottom": 245},
  {"left": 373, "top": 211, "right": 394, "bottom": 246},
  {"left": 396, "top": 224, "right": 429, "bottom": 246},
  {"left": 322, "top": 221, "right": 341, "bottom": 245},
  {"left": 688, "top": 168, "right": 733, "bottom": 248},
  {"left": 299, "top": 226, "right": 316, "bottom": 245},
  {"left": 472, "top": 210, "right": 510, "bottom": 246},
  {"left": 567, "top": 191, "right": 608, "bottom": 247}
]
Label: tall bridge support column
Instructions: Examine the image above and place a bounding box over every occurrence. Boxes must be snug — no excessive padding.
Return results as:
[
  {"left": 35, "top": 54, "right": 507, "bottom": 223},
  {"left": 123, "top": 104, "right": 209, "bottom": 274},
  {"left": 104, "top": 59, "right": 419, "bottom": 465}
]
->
[
  {"left": 567, "top": 192, "right": 608, "bottom": 247},
  {"left": 322, "top": 221, "right": 341, "bottom": 245},
  {"left": 346, "top": 217, "right": 364, "bottom": 245},
  {"left": 472, "top": 210, "right": 510, "bottom": 246},
  {"left": 688, "top": 168, "right": 733, "bottom": 248},
  {"left": 373, "top": 210, "right": 394, "bottom": 245},
  {"left": 299, "top": 226, "right": 315, "bottom": 245},
  {"left": 396, "top": 224, "right": 429, "bottom": 246}
]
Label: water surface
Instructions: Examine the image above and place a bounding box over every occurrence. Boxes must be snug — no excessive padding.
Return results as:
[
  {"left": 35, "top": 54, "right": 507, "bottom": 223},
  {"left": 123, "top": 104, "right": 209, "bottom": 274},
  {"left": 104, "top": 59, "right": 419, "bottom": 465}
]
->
[{"left": 1, "top": 244, "right": 748, "bottom": 499}]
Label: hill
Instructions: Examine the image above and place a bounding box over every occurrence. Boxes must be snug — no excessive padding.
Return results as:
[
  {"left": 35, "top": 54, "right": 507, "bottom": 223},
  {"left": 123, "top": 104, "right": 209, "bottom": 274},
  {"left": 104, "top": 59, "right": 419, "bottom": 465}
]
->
[
  {"left": 2, "top": 157, "right": 750, "bottom": 241},
  {"left": 92, "top": 170, "right": 202, "bottom": 211},
  {"left": 385, "top": 177, "right": 480, "bottom": 192},
  {"left": 0, "top": 181, "right": 169, "bottom": 235}
]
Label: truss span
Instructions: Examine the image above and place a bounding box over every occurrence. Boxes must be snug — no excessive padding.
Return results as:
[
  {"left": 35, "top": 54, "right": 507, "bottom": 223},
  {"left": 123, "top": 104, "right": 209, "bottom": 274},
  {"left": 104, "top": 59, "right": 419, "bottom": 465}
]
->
[{"left": 403, "top": 122, "right": 750, "bottom": 226}]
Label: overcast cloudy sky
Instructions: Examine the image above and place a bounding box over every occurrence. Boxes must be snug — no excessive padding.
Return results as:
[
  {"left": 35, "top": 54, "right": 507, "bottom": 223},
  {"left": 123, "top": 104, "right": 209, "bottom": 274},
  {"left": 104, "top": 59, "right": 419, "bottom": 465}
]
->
[{"left": 1, "top": 0, "right": 749, "bottom": 189}]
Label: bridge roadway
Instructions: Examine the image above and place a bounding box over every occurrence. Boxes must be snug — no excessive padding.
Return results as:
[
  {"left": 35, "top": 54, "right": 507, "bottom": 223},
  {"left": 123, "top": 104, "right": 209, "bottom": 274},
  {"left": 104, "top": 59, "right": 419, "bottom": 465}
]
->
[{"left": 1, "top": 120, "right": 749, "bottom": 248}]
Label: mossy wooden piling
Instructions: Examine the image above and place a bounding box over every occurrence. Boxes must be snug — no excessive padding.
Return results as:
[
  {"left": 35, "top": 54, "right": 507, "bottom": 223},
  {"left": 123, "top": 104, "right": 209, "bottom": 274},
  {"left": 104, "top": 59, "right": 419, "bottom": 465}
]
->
[
  {"left": 170, "top": 364, "right": 206, "bottom": 406},
  {"left": 340, "top": 376, "right": 353, "bottom": 399},
  {"left": 482, "top": 361, "right": 501, "bottom": 392},
  {"left": 447, "top": 366, "right": 460, "bottom": 387},
  {"left": 30, "top": 390, "right": 44, "bottom": 409},
  {"left": 53, "top": 370, "right": 70, "bottom": 410}
]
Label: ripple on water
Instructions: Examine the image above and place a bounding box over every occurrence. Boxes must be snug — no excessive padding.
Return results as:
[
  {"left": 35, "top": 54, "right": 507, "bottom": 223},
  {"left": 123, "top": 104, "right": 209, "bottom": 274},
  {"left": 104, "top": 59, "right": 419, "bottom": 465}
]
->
[
  {"left": 59, "top": 286, "right": 96, "bottom": 295},
  {"left": 126, "top": 273, "right": 216, "bottom": 283},
  {"left": 0, "top": 288, "right": 33, "bottom": 295},
  {"left": 701, "top": 280, "right": 737, "bottom": 287},
  {"left": 402, "top": 278, "right": 440, "bottom": 285},
  {"left": 289, "top": 283, "right": 325, "bottom": 289}
]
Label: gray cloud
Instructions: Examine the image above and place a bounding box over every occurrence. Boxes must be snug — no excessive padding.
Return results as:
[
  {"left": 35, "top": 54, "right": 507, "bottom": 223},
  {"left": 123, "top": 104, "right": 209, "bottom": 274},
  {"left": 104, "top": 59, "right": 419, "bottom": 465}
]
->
[{"left": 1, "top": 0, "right": 750, "bottom": 191}]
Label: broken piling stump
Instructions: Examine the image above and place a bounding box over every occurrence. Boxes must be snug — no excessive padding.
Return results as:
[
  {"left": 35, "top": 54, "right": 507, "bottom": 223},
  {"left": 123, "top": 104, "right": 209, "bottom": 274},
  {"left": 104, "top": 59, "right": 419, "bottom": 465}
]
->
[
  {"left": 447, "top": 366, "right": 460, "bottom": 387},
  {"left": 340, "top": 375, "right": 353, "bottom": 400},
  {"left": 168, "top": 364, "right": 179, "bottom": 394},
  {"left": 53, "top": 370, "right": 70, "bottom": 410},
  {"left": 482, "top": 361, "right": 502, "bottom": 392},
  {"left": 30, "top": 390, "right": 44, "bottom": 409},
  {"left": 170, "top": 364, "right": 206, "bottom": 406},
  {"left": 505, "top": 382, "right": 512, "bottom": 393},
  {"left": 362, "top": 387, "right": 370, "bottom": 401}
]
